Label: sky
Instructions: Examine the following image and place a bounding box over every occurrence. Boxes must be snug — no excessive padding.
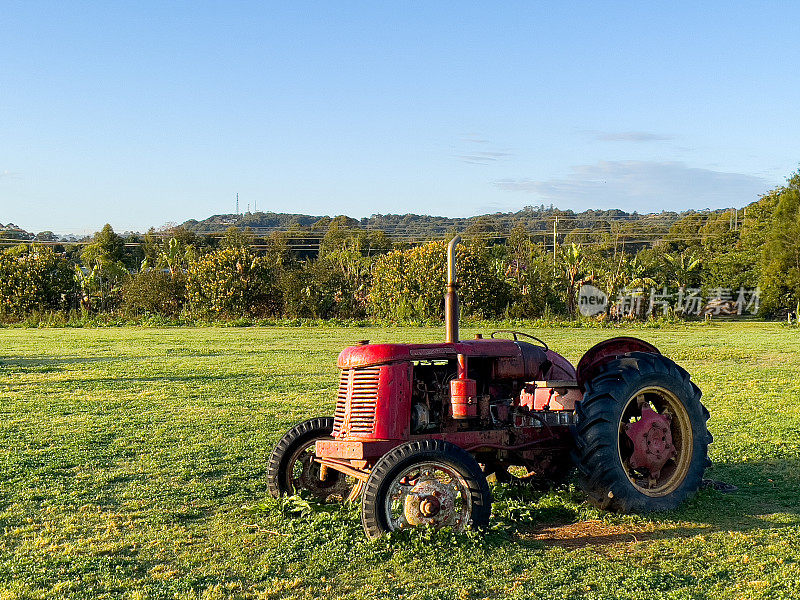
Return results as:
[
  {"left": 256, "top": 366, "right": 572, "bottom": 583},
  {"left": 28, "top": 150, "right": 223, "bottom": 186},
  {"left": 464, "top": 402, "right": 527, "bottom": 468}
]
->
[{"left": 1, "top": 1, "right": 799, "bottom": 235}]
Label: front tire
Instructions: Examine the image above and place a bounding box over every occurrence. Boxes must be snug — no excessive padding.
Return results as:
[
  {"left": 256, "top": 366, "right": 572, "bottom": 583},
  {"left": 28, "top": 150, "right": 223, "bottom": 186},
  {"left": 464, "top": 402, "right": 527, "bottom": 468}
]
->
[
  {"left": 267, "top": 417, "right": 354, "bottom": 501},
  {"left": 361, "top": 439, "right": 491, "bottom": 539},
  {"left": 573, "top": 352, "right": 711, "bottom": 513}
]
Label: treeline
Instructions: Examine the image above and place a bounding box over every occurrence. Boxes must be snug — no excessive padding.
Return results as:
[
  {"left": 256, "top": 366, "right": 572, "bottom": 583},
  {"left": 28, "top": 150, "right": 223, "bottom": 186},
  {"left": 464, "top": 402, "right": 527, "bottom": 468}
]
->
[
  {"left": 1, "top": 172, "right": 799, "bottom": 323},
  {"left": 181, "top": 205, "right": 679, "bottom": 246}
]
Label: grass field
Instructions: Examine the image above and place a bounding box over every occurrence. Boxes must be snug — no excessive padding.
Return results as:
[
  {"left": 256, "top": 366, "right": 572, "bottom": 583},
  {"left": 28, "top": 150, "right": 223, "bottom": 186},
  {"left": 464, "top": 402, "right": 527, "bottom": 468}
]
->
[{"left": 1, "top": 323, "right": 800, "bottom": 599}]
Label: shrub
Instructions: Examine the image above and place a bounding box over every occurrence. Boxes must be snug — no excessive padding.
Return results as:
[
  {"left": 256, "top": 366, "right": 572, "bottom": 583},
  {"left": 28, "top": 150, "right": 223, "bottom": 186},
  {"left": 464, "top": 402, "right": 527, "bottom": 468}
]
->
[
  {"left": 186, "top": 246, "right": 279, "bottom": 317},
  {"left": 121, "top": 270, "right": 186, "bottom": 316},
  {"left": 0, "top": 245, "right": 75, "bottom": 316},
  {"left": 369, "top": 241, "right": 512, "bottom": 321}
]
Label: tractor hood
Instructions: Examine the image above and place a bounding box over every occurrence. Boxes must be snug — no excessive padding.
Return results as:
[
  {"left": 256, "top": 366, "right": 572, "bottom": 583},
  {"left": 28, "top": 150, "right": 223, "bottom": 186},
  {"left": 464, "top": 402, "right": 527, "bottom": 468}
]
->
[
  {"left": 337, "top": 339, "right": 575, "bottom": 382},
  {"left": 338, "top": 340, "right": 520, "bottom": 368}
]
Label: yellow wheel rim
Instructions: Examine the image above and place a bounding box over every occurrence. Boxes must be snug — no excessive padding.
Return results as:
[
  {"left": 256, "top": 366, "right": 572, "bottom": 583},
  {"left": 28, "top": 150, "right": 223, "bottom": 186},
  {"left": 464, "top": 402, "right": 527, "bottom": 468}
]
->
[{"left": 617, "top": 386, "right": 693, "bottom": 497}]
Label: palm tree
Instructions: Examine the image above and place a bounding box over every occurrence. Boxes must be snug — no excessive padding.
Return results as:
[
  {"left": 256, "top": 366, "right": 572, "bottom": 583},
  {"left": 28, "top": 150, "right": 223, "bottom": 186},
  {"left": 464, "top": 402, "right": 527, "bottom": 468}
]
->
[
  {"left": 561, "top": 243, "right": 585, "bottom": 318},
  {"left": 663, "top": 251, "right": 701, "bottom": 289},
  {"left": 618, "top": 255, "right": 657, "bottom": 318}
]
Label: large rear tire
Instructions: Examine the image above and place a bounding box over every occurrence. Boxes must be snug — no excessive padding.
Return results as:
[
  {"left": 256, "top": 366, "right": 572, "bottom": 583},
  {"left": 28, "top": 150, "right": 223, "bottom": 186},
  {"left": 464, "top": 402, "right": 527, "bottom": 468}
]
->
[
  {"left": 361, "top": 439, "right": 491, "bottom": 539},
  {"left": 573, "top": 352, "right": 711, "bottom": 513}
]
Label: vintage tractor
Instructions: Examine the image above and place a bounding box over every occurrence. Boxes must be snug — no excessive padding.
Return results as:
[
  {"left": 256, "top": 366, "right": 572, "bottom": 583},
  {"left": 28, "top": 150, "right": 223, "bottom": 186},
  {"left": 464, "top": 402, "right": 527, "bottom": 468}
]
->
[{"left": 267, "top": 237, "right": 712, "bottom": 538}]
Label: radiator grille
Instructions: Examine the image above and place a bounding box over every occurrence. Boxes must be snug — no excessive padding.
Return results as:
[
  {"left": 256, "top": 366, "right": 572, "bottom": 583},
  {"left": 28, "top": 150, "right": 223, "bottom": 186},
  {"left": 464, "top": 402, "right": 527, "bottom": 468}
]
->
[{"left": 332, "top": 366, "right": 380, "bottom": 437}]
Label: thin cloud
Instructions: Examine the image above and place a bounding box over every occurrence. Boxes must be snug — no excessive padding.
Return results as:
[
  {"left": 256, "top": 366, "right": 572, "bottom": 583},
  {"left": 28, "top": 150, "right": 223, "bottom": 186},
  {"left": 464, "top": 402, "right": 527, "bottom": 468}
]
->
[
  {"left": 460, "top": 134, "right": 490, "bottom": 144},
  {"left": 494, "top": 161, "right": 768, "bottom": 211},
  {"left": 587, "top": 130, "right": 673, "bottom": 143},
  {"left": 456, "top": 134, "right": 514, "bottom": 165},
  {"left": 458, "top": 151, "right": 513, "bottom": 165}
]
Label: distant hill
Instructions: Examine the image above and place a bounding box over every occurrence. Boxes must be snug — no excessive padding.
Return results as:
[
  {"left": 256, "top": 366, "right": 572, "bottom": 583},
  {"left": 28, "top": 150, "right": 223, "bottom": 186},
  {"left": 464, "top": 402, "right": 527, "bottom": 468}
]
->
[
  {"left": 181, "top": 211, "right": 325, "bottom": 232},
  {"left": 180, "top": 206, "right": 691, "bottom": 242},
  {"left": 0, "top": 205, "right": 725, "bottom": 249}
]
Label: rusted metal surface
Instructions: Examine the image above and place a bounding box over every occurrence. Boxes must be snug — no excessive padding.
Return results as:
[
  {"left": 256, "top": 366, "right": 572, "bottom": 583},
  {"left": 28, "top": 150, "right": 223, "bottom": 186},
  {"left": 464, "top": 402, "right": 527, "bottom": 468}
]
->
[
  {"left": 314, "top": 457, "right": 372, "bottom": 482},
  {"left": 576, "top": 337, "right": 660, "bottom": 389},
  {"left": 402, "top": 478, "right": 457, "bottom": 527},
  {"left": 445, "top": 235, "right": 461, "bottom": 343},
  {"left": 338, "top": 340, "right": 531, "bottom": 368},
  {"left": 624, "top": 404, "right": 676, "bottom": 479},
  {"left": 332, "top": 366, "right": 380, "bottom": 437},
  {"left": 519, "top": 381, "right": 582, "bottom": 411},
  {"left": 450, "top": 354, "right": 478, "bottom": 419},
  {"left": 450, "top": 377, "right": 478, "bottom": 418},
  {"left": 332, "top": 362, "right": 412, "bottom": 441},
  {"left": 339, "top": 339, "right": 563, "bottom": 379},
  {"left": 387, "top": 461, "right": 473, "bottom": 532},
  {"left": 315, "top": 439, "right": 401, "bottom": 460},
  {"left": 492, "top": 343, "right": 550, "bottom": 380},
  {"left": 416, "top": 429, "right": 509, "bottom": 448},
  {"left": 545, "top": 349, "right": 578, "bottom": 380}
]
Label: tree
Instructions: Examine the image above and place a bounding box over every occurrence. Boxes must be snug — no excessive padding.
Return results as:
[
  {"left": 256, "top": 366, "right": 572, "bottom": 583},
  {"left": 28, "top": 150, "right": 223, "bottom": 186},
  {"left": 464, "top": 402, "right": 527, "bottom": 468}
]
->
[
  {"left": 141, "top": 228, "right": 160, "bottom": 269},
  {"left": 624, "top": 254, "right": 657, "bottom": 291},
  {"left": 663, "top": 251, "right": 702, "bottom": 289},
  {"left": 560, "top": 243, "right": 586, "bottom": 319},
  {"left": 760, "top": 175, "right": 800, "bottom": 315},
  {"left": 463, "top": 216, "right": 504, "bottom": 243},
  {"left": 79, "top": 225, "right": 129, "bottom": 311},
  {"left": 121, "top": 269, "right": 186, "bottom": 317},
  {"left": 91, "top": 224, "right": 125, "bottom": 262},
  {"left": 503, "top": 227, "right": 563, "bottom": 318},
  {"left": 596, "top": 251, "right": 630, "bottom": 316},
  {"left": 220, "top": 226, "right": 255, "bottom": 249}
]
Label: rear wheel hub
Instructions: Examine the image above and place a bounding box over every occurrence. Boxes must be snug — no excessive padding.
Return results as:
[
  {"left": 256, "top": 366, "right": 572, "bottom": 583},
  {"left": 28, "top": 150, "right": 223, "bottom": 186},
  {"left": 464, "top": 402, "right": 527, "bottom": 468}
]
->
[
  {"left": 618, "top": 386, "right": 694, "bottom": 497},
  {"left": 625, "top": 405, "right": 676, "bottom": 479}
]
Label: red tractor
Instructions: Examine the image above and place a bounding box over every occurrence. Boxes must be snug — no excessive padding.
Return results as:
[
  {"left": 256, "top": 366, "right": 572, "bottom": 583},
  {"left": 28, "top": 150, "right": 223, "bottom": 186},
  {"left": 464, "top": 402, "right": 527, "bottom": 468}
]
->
[{"left": 268, "top": 237, "right": 712, "bottom": 538}]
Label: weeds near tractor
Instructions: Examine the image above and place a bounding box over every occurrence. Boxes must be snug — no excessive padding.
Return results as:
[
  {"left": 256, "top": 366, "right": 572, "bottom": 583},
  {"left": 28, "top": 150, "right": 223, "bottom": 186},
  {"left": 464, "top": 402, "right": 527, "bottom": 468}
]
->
[{"left": 2, "top": 324, "right": 800, "bottom": 599}]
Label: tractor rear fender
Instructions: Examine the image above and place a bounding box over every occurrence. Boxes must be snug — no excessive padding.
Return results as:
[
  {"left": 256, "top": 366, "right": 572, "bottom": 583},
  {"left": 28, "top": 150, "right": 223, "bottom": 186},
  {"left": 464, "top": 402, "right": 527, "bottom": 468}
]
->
[{"left": 576, "top": 337, "right": 661, "bottom": 391}]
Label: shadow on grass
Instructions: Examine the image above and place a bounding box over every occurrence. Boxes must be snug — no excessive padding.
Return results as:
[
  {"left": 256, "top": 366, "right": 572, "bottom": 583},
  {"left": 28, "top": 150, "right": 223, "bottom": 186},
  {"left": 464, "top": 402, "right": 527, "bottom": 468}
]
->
[
  {"left": 487, "top": 456, "right": 800, "bottom": 549},
  {"left": 0, "top": 354, "right": 246, "bottom": 372},
  {"left": 677, "top": 457, "right": 800, "bottom": 528},
  {"left": 0, "top": 356, "right": 121, "bottom": 373},
  {"left": 1, "top": 362, "right": 332, "bottom": 388}
]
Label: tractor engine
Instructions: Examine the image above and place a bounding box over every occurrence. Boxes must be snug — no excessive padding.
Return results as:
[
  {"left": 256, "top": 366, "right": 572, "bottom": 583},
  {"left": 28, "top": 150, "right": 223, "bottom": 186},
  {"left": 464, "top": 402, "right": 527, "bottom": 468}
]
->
[
  {"left": 330, "top": 338, "right": 578, "bottom": 443},
  {"left": 318, "top": 329, "right": 582, "bottom": 479}
]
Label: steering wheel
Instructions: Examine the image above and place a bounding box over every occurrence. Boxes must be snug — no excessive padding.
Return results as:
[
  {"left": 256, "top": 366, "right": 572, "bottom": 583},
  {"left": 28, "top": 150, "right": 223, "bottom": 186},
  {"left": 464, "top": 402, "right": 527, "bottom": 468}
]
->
[{"left": 489, "top": 330, "right": 549, "bottom": 352}]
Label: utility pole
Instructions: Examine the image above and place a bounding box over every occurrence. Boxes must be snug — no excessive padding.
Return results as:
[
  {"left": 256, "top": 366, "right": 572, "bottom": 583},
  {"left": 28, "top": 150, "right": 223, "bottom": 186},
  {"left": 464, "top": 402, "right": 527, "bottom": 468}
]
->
[
  {"left": 552, "top": 216, "right": 558, "bottom": 274},
  {"left": 236, "top": 193, "right": 239, "bottom": 215}
]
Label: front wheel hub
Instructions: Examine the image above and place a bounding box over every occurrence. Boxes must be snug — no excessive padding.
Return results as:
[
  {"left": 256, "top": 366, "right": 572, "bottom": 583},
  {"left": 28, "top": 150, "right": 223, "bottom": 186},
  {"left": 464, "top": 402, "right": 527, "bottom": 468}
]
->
[
  {"left": 418, "top": 496, "right": 441, "bottom": 517},
  {"left": 403, "top": 479, "right": 457, "bottom": 527}
]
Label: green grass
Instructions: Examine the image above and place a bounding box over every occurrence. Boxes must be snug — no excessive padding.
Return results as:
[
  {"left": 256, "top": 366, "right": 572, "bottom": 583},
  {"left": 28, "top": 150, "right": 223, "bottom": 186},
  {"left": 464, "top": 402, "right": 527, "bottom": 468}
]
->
[{"left": 1, "top": 323, "right": 800, "bottom": 599}]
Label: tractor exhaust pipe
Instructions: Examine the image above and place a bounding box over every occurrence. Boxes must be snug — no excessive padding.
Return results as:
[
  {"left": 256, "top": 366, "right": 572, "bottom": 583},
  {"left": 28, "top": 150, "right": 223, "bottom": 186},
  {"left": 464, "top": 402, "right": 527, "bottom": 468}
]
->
[{"left": 445, "top": 236, "right": 461, "bottom": 343}]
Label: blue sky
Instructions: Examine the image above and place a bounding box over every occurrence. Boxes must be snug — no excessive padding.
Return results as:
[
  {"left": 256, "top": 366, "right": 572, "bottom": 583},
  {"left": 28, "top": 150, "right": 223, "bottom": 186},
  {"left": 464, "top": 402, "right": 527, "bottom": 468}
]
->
[{"left": 1, "top": 2, "right": 798, "bottom": 234}]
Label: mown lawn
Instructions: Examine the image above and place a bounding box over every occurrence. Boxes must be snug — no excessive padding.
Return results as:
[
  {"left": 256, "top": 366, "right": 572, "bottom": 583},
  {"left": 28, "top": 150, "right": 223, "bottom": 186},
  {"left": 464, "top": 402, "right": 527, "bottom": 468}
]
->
[{"left": 1, "top": 323, "right": 799, "bottom": 599}]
